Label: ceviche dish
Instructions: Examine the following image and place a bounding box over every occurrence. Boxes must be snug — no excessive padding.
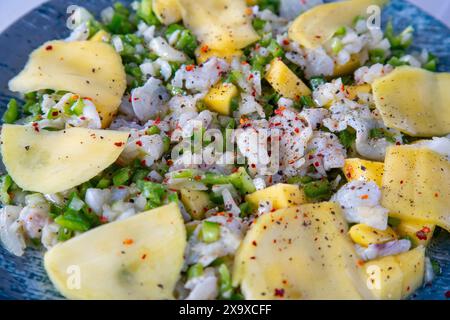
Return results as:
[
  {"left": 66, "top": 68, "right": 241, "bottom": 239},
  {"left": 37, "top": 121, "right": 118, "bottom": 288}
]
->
[{"left": 0, "top": 0, "right": 449, "bottom": 300}]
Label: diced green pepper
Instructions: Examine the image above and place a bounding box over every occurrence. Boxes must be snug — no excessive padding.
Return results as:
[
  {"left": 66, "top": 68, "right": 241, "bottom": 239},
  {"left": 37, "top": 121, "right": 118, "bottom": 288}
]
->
[
  {"left": 146, "top": 125, "right": 161, "bottom": 135},
  {"left": 218, "top": 263, "right": 233, "bottom": 299},
  {"left": 303, "top": 179, "right": 332, "bottom": 200},
  {"left": 0, "top": 175, "right": 13, "bottom": 205},
  {"left": 331, "top": 38, "right": 344, "bottom": 54},
  {"left": 55, "top": 210, "right": 91, "bottom": 232},
  {"left": 2, "top": 99, "right": 19, "bottom": 124},
  {"left": 187, "top": 263, "right": 204, "bottom": 280},
  {"left": 112, "top": 167, "right": 132, "bottom": 186},
  {"left": 199, "top": 221, "right": 221, "bottom": 243}
]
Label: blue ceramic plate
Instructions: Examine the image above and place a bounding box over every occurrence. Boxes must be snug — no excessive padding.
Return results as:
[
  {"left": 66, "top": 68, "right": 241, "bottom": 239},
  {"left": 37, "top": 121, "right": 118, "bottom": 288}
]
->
[{"left": 0, "top": 0, "right": 449, "bottom": 300}]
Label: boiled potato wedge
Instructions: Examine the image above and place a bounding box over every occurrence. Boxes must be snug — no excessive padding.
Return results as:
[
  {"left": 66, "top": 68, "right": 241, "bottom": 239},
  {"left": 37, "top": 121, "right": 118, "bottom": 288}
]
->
[
  {"left": 364, "top": 246, "right": 425, "bottom": 300},
  {"left": 381, "top": 145, "right": 450, "bottom": 231},
  {"left": 177, "top": 0, "right": 259, "bottom": 51},
  {"left": 245, "top": 183, "right": 306, "bottom": 210},
  {"left": 265, "top": 59, "right": 311, "bottom": 99},
  {"left": 9, "top": 40, "right": 126, "bottom": 127},
  {"left": 153, "top": 0, "right": 182, "bottom": 25},
  {"left": 343, "top": 158, "right": 384, "bottom": 188},
  {"left": 372, "top": 67, "right": 450, "bottom": 137},
  {"left": 233, "top": 202, "right": 374, "bottom": 299},
  {"left": 204, "top": 82, "right": 239, "bottom": 115},
  {"left": 289, "top": 0, "right": 388, "bottom": 49},
  {"left": 180, "top": 189, "right": 211, "bottom": 220},
  {"left": 195, "top": 46, "right": 242, "bottom": 64},
  {"left": 0, "top": 124, "right": 128, "bottom": 194},
  {"left": 44, "top": 202, "right": 186, "bottom": 299},
  {"left": 349, "top": 224, "right": 397, "bottom": 247}
]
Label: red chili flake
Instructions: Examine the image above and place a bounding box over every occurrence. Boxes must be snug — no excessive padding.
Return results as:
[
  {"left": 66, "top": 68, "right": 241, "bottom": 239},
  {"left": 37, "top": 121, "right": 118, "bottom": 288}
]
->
[
  {"left": 274, "top": 106, "right": 286, "bottom": 115},
  {"left": 357, "top": 259, "right": 365, "bottom": 267},
  {"left": 400, "top": 180, "right": 404, "bottom": 184},
  {"left": 141, "top": 254, "right": 147, "bottom": 260},
  {"left": 251, "top": 163, "right": 256, "bottom": 168},
  {"left": 45, "top": 45, "right": 53, "bottom": 51},
  {"left": 434, "top": 192, "right": 439, "bottom": 198},
  {"left": 51, "top": 111, "right": 59, "bottom": 117},
  {"left": 422, "top": 226, "right": 431, "bottom": 233},
  {"left": 194, "top": 175, "right": 202, "bottom": 181},
  {"left": 128, "top": 96, "right": 132, "bottom": 103},
  {"left": 123, "top": 238, "right": 134, "bottom": 245},
  {"left": 154, "top": 117, "right": 161, "bottom": 125},
  {"left": 135, "top": 140, "right": 143, "bottom": 147},
  {"left": 141, "top": 159, "right": 147, "bottom": 167},
  {"left": 282, "top": 39, "right": 290, "bottom": 45},
  {"left": 314, "top": 161, "right": 320, "bottom": 167},
  {"left": 252, "top": 240, "right": 257, "bottom": 246},
  {"left": 294, "top": 127, "right": 300, "bottom": 134},
  {"left": 360, "top": 194, "right": 369, "bottom": 200},
  {"left": 114, "top": 142, "right": 124, "bottom": 147},
  {"left": 274, "top": 288, "right": 285, "bottom": 297},
  {"left": 133, "top": 97, "right": 140, "bottom": 101},
  {"left": 32, "top": 122, "right": 40, "bottom": 132},
  {"left": 167, "top": 159, "right": 173, "bottom": 166},
  {"left": 100, "top": 216, "right": 108, "bottom": 223},
  {"left": 415, "top": 230, "right": 428, "bottom": 241},
  {"left": 80, "top": 116, "right": 86, "bottom": 120},
  {"left": 247, "top": 74, "right": 254, "bottom": 81},
  {"left": 200, "top": 45, "right": 209, "bottom": 53},
  {"left": 185, "top": 64, "right": 195, "bottom": 71}
]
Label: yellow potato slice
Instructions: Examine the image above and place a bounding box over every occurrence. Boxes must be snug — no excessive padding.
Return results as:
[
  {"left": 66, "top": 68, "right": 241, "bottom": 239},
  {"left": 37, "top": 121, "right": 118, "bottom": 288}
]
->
[
  {"left": 177, "top": 0, "right": 259, "bottom": 51},
  {"left": 9, "top": 40, "right": 126, "bottom": 127},
  {"left": 363, "top": 246, "right": 425, "bottom": 300},
  {"left": 372, "top": 66, "right": 450, "bottom": 137},
  {"left": 233, "top": 202, "right": 374, "bottom": 299},
  {"left": 381, "top": 145, "right": 450, "bottom": 231},
  {"left": 289, "top": 0, "right": 388, "bottom": 49},
  {"left": 265, "top": 59, "right": 311, "bottom": 99},
  {"left": 245, "top": 183, "right": 306, "bottom": 210},
  {"left": 153, "top": 0, "right": 182, "bottom": 25},
  {"left": 44, "top": 202, "right": 186, "bottom": 299},
  {"left": 0, "top": 124, "right": 129, "bottom": 194}
]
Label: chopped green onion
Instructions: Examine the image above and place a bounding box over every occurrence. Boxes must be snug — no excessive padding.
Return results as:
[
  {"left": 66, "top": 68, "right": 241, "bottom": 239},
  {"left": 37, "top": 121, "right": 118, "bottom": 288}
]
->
[
  {"left": 331, "top": 38, "right": 344, "bottom": 54},
  {"left": 386, "top": 56, "right": 409, "bottom": 67},
  {"left": 55, "top": 210, "right": 91, "bottom": 232},
  {"left": 146, "top": 125, "right": 161, "bottom": 136},
  {"left": 132, "top": 169, "right": 150, "bottom": 183},
  {"left": 303, "top": 179, "right": 332, "bottom": 200},
  {"left": 199, "top": 221, "right": 221, "bottom": 243},
  {"left": 267, "top": 39, "right": 284, "bottom": 58},
  {"left": 334, "top": 26, "right": 347, "bottom": 37},
  {"left": 162, "top": 136, "right": 171, "bottom": 153},
  {"left": 57, "top": 227, "right": 74, "bottom": 241},
  {"left": 71, "top": 99, "right": 85, "bottom": 116},
  {"left": 252, "top": 18, "right": 266, "bottom": 32},
  {"left": 187, "top": 263, "right": 204, "bottom": 280},
  {"left": 136, "top": 180, "right": 167, "bottom": 209},
  {"left": 300, "top": 95, "right": 315, "bottom": 108},
  {"left": 96, "top": 177, "right": 111, "bottom": 189},
  {"left": 2, "top": 99, "right": 19, "bottom": 124},
  {"left": 287, "top": 175, "right": 313, "bottom": 185},
  {"left": 369, "top": 48, "right": 386, "bottom": 64},
  {"left": 112, "top": 167, "right": 132, "bottom": 186},
  {"left": 168, "top": 192, "right": 179, "bottom": 204},
  {"left": 218, "top": 264, "right": 233, "bottom": 299},
  {"left": 0, "top": 175, "right": 13, "bottom": 205}
]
